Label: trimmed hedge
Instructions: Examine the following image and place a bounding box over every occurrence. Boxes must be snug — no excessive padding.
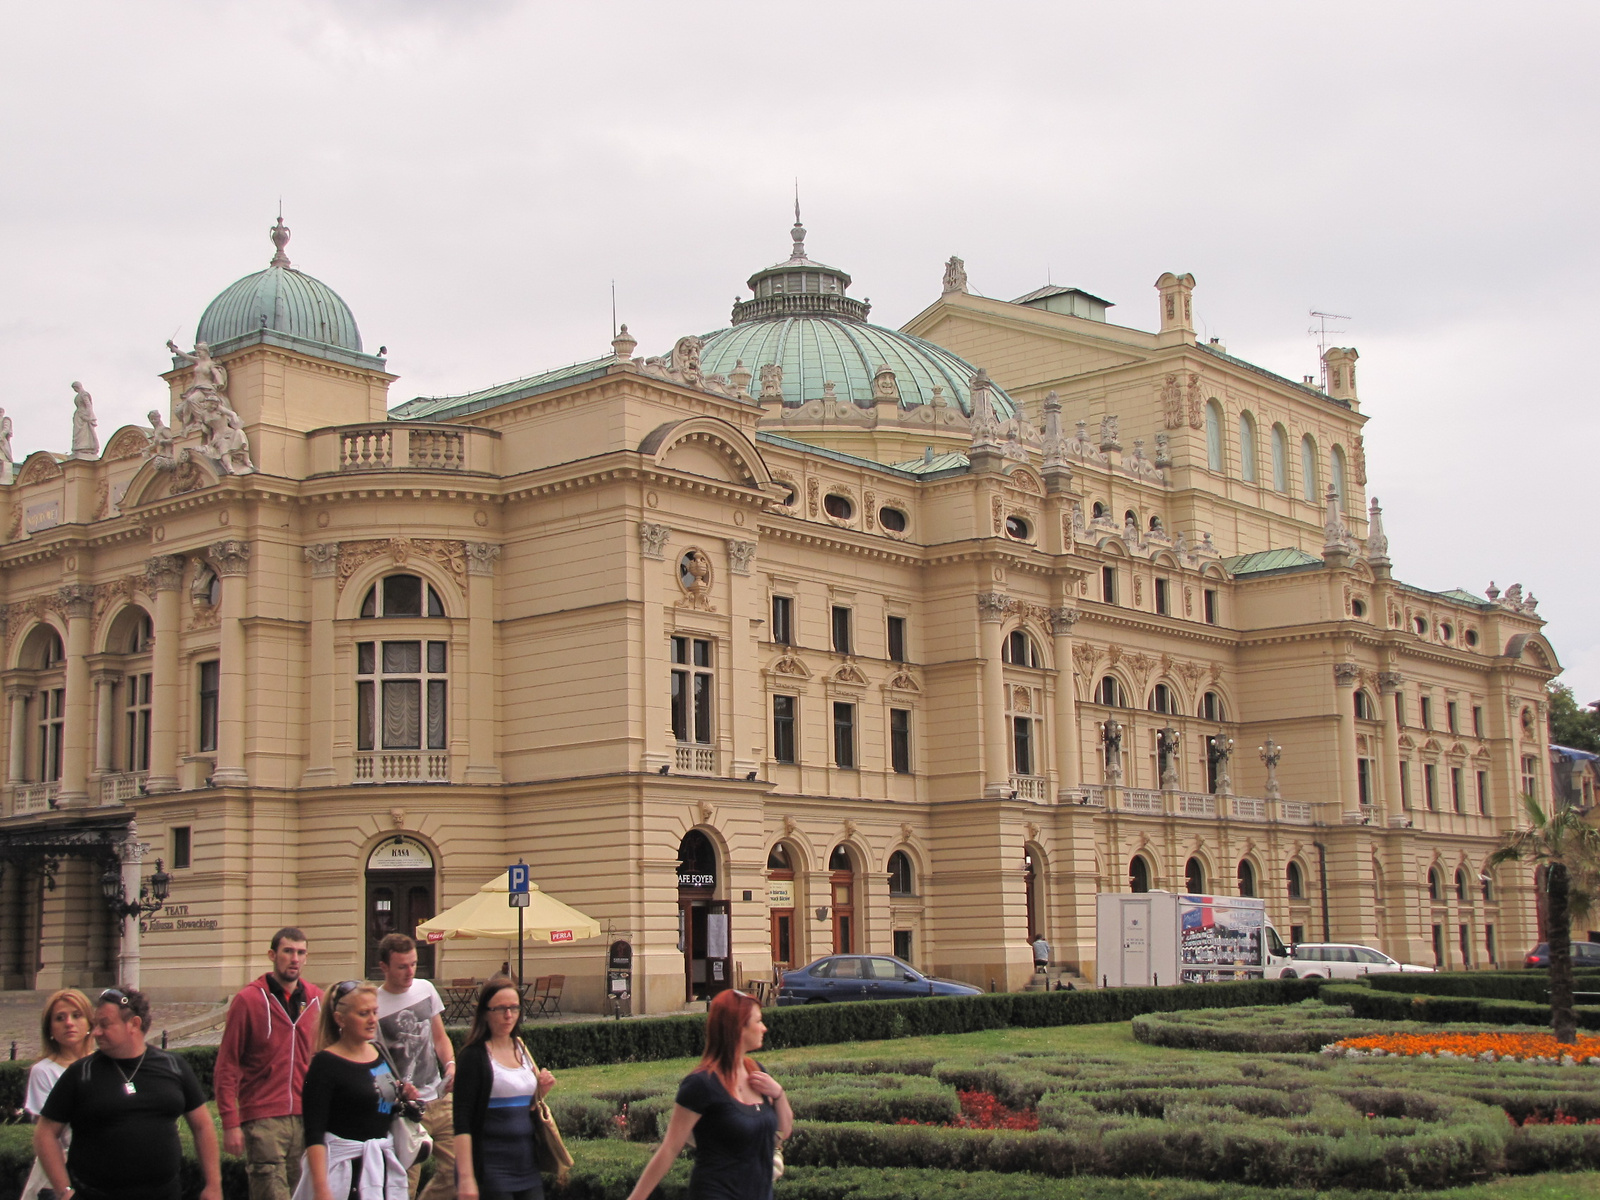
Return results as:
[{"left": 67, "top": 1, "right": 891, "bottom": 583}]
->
[
  {"left": 1324, "top": 983, "right": 1600, "bottom": 1029},
  {"left": 0, "top": 1045, "right": 217, "bottom": 1122},
  {"left": 1365, "top": 970, "right": 1600, "bottom": 1002}
]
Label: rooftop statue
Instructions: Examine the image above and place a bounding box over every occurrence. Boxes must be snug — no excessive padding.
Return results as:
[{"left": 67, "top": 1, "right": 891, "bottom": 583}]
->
[
  {"left": 0, "top": 407, "right": 12, "bottom": 479},
  {"left": 164, "top": 340, "right": 254, "bottom": 475},
  {"left": 942, "top": 256, "right": 968, "bottom": 295},
  {"left": 70, "top": 381, "right": 99, "bottom": 459}
]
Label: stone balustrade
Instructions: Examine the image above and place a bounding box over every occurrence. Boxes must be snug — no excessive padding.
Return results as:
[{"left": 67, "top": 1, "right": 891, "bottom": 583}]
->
[{"left": 308, "top": 422, "right": 499, "bottom": 476}]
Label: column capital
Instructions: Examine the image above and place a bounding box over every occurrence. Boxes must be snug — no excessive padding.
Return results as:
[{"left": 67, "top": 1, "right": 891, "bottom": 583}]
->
[
  {"left": 1049, "top": 606, "right": 1079, "bottom": 635},
  {"left": 208, "top": 540, "right": 252, "bottom": 577},
  {"left": 1333, "top": 662, "right": 1360, "bottom": 687},
  {"left": 1377, "top": 671, "right": 1405, "bottom": 693},
  {"left": 465, "top": 542, "right": 501, "bottom": 577},
  {"left": 90, "top": 669, "right": 123, "bottom": 687},
  {"left": 977, "top": 592, "right": 1015, "bottom": 624},
  {"left": 725, "top": 539, "right": 757, "bottom": 576},
  {"left": 145, "top": 554, "right": 187, "bottom": 592},
  {"left": 303, "top": 543, "right": 340, "bottom": 579},
  {"left": 58, "top": 584, "right": 95, "bottom": 619},
  {"left": 5, "top": 683, "right": 34, "bottom": 702}
]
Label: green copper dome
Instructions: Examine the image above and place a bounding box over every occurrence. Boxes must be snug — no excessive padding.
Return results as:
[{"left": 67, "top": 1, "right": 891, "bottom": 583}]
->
[
  {"left": 195, "top": 219, "right": 363, "bottom": 353},
  {"left": 694, "top": 219, "right": 1015, "bottom": 418}
]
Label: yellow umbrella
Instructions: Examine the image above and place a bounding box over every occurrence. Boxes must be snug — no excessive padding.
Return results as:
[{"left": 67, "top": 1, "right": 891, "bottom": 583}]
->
[{"left": 417, "top": 871, "right": 602, "bottom": 944}]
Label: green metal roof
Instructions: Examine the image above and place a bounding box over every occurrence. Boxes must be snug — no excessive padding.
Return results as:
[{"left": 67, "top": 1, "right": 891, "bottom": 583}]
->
[
  {"left": 1399, "top": 583, "right": 1495, "bottom": 610},
  {"left": 1195, "top": 343, "right": 1351, "bottom": 410},
  {"left": 391, "top": 356, "right": 613, "bottom": 421},
  {"left": 198, "top": 265, "right": 362, "bottom": 352},
  {"left": 888, "top": 450, "right": 971, "bottom": 474},
  {"left": 1221, "top": 548, "right": 1323, "bottom": 577}
]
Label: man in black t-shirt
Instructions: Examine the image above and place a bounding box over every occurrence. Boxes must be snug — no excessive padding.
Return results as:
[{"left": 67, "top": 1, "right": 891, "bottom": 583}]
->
[{"left": 36, "top": 986, "right": 222, "bottom": 1200}]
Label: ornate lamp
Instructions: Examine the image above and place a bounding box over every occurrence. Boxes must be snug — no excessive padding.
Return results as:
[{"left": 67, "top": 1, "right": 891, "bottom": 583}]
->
[{"left": 102, "top": 859, "right": 172, "bottom": 920}]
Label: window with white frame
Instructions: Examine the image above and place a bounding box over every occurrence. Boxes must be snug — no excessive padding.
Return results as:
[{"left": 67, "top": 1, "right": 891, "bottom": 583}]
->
[
  {"left": 671, "top": 637, "right": 713, "bottom": 745},
  {"left": 356, "top": 639, "right": 448, "bottom": 751}
]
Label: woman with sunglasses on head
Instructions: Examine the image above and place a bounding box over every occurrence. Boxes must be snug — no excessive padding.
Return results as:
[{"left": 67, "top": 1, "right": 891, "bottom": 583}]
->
[
  {"left": 296, "top": 981, "right": 418, "bottom": 1200},
  {"left": 625, "top": 990, "right": 792, "bottom": 1200},
  {"left": 453, "top": 976, "right": 557, "bottom": 1200},
  {"left": 20, "top": 989, "right": 93, "bottom": 1200}
]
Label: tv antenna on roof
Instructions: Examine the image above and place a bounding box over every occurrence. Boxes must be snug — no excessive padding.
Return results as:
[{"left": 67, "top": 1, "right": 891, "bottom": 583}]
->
[{"left": 1308, "top": 310, "right": 1351, "bottom": 390}]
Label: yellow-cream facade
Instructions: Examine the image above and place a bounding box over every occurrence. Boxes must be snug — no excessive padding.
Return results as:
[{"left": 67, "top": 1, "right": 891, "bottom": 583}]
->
[{"left": 0, "top": 220, "right": 1558, "bottom": 1007}]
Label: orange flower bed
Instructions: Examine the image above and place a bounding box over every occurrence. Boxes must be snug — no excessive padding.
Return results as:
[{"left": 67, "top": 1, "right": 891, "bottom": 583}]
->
[{"left": 1331, "top": 1030, "right": 1600, "bottom": 1062}]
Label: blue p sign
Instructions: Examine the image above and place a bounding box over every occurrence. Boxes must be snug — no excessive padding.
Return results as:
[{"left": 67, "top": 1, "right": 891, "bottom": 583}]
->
[{"left": 508, "top": 864, "right": 530, "bottom": 894}]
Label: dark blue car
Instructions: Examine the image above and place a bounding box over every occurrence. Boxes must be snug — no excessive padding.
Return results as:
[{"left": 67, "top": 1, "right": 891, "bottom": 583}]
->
[{"left": 776, "top": 954, "right": 984, "bottom": 1005}]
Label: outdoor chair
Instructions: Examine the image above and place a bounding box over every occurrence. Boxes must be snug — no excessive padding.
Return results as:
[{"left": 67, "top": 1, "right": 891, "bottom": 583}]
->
[{"left": 530, "top": 974, "right": 565, "bottom": 1018}]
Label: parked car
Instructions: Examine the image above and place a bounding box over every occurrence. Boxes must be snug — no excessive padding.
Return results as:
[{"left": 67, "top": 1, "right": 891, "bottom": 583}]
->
[
  {"left": 776, "top": 955, "right": 984, "bottom": 1004},
  {"left": 1523, "top": 941, "right": 1600, "bottom": 968},
  {"left": 1275, "top": 942, "right": 1433, "bottom": 980}
]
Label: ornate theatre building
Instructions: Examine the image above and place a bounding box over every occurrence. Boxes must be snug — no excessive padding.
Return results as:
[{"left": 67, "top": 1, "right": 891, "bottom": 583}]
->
[{"left": 0, "top": 215, "right": 1557, "bottom": 1008}]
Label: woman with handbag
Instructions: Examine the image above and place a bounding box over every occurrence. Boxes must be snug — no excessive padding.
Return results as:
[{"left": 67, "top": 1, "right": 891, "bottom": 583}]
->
[
  {"left": 625, "top": 990, "right": 793, "bottom": 1200},
  {"left": 452, "top": 976, "right": 559, "bottom": 1200},
  {"left": 295, "top": 981, "right": 419, "bottom": 1200}
]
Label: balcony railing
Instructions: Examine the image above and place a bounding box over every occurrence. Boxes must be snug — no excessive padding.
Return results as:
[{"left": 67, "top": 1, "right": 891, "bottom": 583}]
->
[
  {"left": 1280, "top": 801, "right": 1314, "bottom": 823},
  {"left": 354, "top": 753, "right": 450, "bottom": 784},
  {"left": 675, "top": 744, "right": 718, "bottom": 775},
  {"left": 1176, "top": 792, "right": 1218, "bottom": 817},
  {"left": 13, "top": 782, "right": 58, "bottom": 814},
  {"left": 309, "top": 422, "right": 498, "bottom": 476},
  {"left": 1230, "top": 796, "right": 1268, "bottom": 820},
  {"left": 99, "top": 772, "right": 147, "bottom": 804},
  {"left": 1009, "top": 775, "right": 1051, "bottom": 801},
  {"left": 1120, "top": 788, "right": 1163, "bottom": 814}
]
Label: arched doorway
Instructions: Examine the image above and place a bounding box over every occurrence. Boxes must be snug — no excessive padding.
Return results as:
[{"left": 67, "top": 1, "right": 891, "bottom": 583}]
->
[
  {"left": 1237, "top": 860, "right": 1257, "bottom": 898},
  {"left": 766, "top": 843, "right": 796, "bottom": 971},
  {"left": 678, "top": 831, "right": 729, "bottom": 1002},
  {"left": 828, "top": 844, "right": 855, "bottom": 953},
  {"left": 1185, "top": 857, "right": 1206, "bottom": 895},
  {"left": 1129, "top": 855, "right": 1151, "bottom": 893},
  {"left": 1024, "top": 848, "right": 1043, "bottom": 942},
  {"left": 365, "top": 835, "right": 436, "bottom": 978}
]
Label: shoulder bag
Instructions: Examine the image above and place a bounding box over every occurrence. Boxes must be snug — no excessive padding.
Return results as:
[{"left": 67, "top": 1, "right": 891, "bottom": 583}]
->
[
  {"left": 518, "top": 1039, "right": 573, "bottom": 1186},
  {"left": 373, "top": 1040, "right": 432, "bottom": 1169}
]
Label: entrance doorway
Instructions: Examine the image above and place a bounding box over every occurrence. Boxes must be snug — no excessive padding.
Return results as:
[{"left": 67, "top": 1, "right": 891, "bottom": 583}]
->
[
  {"left": 365, "top": 836, "right": 436, "bottom": 978},
  {"left": 766, "top": 843, "right": 796, "bottom": 971},
  {"left": 828, "top": 844, "right": 855, "bottom": 954},
  {"left": 678, "top": 831, "right": 729, "bottom": 1001},
  {"left": 1024, "top": 849, "right": 1041, "bottom": 942}
]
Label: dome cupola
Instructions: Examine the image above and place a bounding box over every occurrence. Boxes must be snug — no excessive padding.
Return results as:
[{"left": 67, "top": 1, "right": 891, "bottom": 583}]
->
[{"left": 195, "top": 217, "right": 364, "bottom": 353}]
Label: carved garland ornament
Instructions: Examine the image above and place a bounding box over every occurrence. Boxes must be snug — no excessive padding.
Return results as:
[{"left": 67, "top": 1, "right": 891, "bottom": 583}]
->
[{"left": 336, "top": 537, "right": 468, "bottom": 595}]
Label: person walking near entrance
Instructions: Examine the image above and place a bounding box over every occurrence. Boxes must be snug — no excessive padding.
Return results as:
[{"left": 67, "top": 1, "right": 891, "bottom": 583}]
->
[
  {"left": 216, "top": 926, "right": 325, "bottom": 1200},
  {"left": 1032, "top": 934, "right": 1050, "bottom": 974},
  {"left": 375, "top": 934, "right": 457, "bottom": 1199},
  {"left": 34, "top": 986, "right": 221, "bottom": 1200},
  {"left": 21, "top": 989, "right": 94, "bottom": 1200}
]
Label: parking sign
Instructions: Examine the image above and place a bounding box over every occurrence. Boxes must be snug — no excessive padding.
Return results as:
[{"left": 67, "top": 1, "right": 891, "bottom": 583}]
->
[{"left": 509, "top": 863, "right": 529, "bottom": 894}]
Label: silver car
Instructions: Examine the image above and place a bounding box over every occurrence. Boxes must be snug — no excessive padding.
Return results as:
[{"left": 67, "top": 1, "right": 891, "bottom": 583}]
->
[{"left": 1276, "top": 942, "right": 1434, "bottom": 980}]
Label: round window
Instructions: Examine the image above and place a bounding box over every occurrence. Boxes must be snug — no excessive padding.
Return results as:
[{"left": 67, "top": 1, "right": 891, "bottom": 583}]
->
[
  {"left": 1351, "top": 599, "right": 1367, "bottom": 618},
  {"left": 1005, "top": 515, "right": 1031, "bottom": 540},
  {"left": 878, "top": 507, "right": 908, "bottom": 533},
  {"left": 823, "top": 494, "right": 854, "bottom": 520},
  {"left": 1440, "top": 623, "right": 1454, "bottom": 642},
  {"left": 1465, "top": 629, "right": 1479, "bottom": 648},
  {"left": 1413, "top": 617, "right": 1428, "bottom": 636}
]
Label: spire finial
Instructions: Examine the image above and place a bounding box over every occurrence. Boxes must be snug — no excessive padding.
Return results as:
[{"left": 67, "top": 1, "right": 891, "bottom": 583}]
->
[
  {"left": 269, "top": 213, "right": 291, "bottom": 268},
  {"left": 790, "top": 181, "right": 806, "bottom": 259}
]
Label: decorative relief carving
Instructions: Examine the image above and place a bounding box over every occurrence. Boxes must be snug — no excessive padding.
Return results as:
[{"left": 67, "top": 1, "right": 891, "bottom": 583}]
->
[
  {"left": 832, "top": 664, "right": 869, "bottom": 686},
  {"left": 991, "top": 495, "right": 1003, "bottom": 534},
  {"left": 1072, "top": 642, "right": 1102, "bottom": 679},
  {"left": 977, "top": 592, "right": 1014, "bottom": 623},
  {"left": 1132, "top": 575, "right": 1144, "bottom": 607},
  {"left": 1352, "top": 432, "right": 1368, "bottom": 486},
  {"left": 807, "top": 478, "right": 820, "bottom": 518},
  {"left": 93, "top": 481, "right": 110, "bottom": 521},
  {"left": 90, "top": 575, "right": 151, "bottom": 636},
  {"left": 639, "top": 523, "right": 671, "bottom": 560},
  {"left": 1333, "top": 662, "right": 1360, "bottom": 685},
  {"left": 58, "top": 583, "right": 96, "bottom": 620},
  {"left": 885, "top": 670, "right": 921, "bottom": 693},
  {"left": 465, "top": 542, "right": 501, "bottom": 577},
  {"left": 1098, "top": 415, "right": 1122, "bottom": 453},
  {"left": 1184, "top": 586, "right": 1194, "bottom": 617},
  {"left": 335, "top": 538, "right": 467, "bottom": 594},
  {"left": 676, "top": 549, "right": 715, "bottom": 611},
  {"left": 145, "top": 554, "right": 186, "bottom": 593},
  {"left": 1377, "top": 671, "right": 1405, "bottom": 693},
  {"left": 104, "top": 426, "right": 152, "bottom": 461},
  {"left": 1186, "top": 372, "right": 1204, "bottom": 429},
  {"left": 770, "top": 653, "right": 811, "bottom": 678},
  {"left": 169, "top": 455, "right": 208, "bottom": 495},
  {"left": 863, "top": 490, "right": 876, "bottom": 531},
  {"left": 1049, "top": 607, "right": 1079, "bottom": 635},
  {"left": 15, "top": 455, "right": 64, "bottom": 486},
  {"left": 1161, "top": 374, "right": 1184, "bottom": 429},
  {"left": 208, "top": 540, "right": 252, "bottom": 578},
  {"left": 304, "top": 543, "right": 340, "bottom": 579},
  {"left": 1123, "top": 652, "right": 1156, "bottom": 696},
  {"left": 725, "top": 539, "right": 756, "bottom": 576}
]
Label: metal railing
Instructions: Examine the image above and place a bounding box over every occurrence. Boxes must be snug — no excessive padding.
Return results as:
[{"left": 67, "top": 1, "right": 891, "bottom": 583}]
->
[{"left": 353, "top": 753, "right": 450, "bottom": 784}]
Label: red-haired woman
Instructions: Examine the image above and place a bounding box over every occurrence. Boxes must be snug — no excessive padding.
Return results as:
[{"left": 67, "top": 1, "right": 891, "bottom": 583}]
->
[{"left": 625, "top": 990, "right": 792, "bottom": 1200}]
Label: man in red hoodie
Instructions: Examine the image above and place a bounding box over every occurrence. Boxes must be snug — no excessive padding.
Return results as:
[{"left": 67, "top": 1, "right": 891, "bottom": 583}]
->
[{"left": 214, "top": 927, "right": 323, "bottom": 1200}]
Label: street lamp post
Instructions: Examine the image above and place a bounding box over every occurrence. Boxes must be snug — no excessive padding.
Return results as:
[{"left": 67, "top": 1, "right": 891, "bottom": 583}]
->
[{"left": 101, "top": 858, "right": 173, "bottom": 989}]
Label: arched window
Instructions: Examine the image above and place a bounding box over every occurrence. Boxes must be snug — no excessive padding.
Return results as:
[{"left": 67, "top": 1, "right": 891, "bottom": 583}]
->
[
  {"left": 1124, "top": 509, "right": 1138, "bottom": 529},
  {"left": 1003, "top": 630, "right": 1042, "bottom": 667},
  {"left": 1205, "top": 400, "right": 1224, "bottom": 471},
  {"left": 1271, "top": 424, "right": 1288, "bottom": 492},
  {"left": 1354, "top": 690, "right": 1374, "bottom": 720},
  {"left": 1185, "top": 857, "right": 1206, "bottom": 894},
  {"left": 1129, "top": 855, "right": 1151, "bottom": 893},
  {"left": 1237, "top": 860, "right": 1257, "bottom": 898},
  {"left": 828, "top": 844, "right": 853, "bottom": 871},
  {"left": 1300, "top": 435, "right": 1318, "bottom": 503},
  {"left": 1200, "top": 691, "right": 1224, "bottom": 722},
  {"left": 121, "top": 611, "right": 154, "bottom": 654},
  {"left": 1286, "top": 861, "right": 1305, "bottom": 900},
  {"left": 1331, "top": 446, "right": 1348, "bottom": 513},
  {"left": 1455, "top": 868, "right": 1470, "bottom": 903},
  {"left": 1091, "top": 501, "right": 1107, "bottom": 520},
  {"left": 1095, "top": 676, "right": 1126, "bottom": 707},
  {"left": 766, "top": 843, "right": 792, "bottom": 870},
  {"left": 110, "top": 609, "right": 155, "bottom": 776},
  {"left": 888, "top": 850, "right": 914, "bottom": 896},
  {"left": 1427, "top": 868, "right": 1443, "bottom": 902},
  {"left": 22, "top": 626, "right": 66, "bottom": 786},
  {"left": 1148, "top": 515, "right": 1164, "bottom": 534},
  {"left": 360, "top": 574, "right": 447, "bottom": 619},
  {"left": 1481, "top": 871, "right": 1494, "bottom": 902},
  {"left": 1149, "top": 683, "right": 1174, "bottom": 714},
  {"left": 1239, "top": 412, "right": 1258, "bottom": 483}
]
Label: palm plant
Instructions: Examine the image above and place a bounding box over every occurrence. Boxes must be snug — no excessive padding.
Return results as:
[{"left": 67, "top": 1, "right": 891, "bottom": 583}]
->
[{"left": 1489, "top": 793, "right": 1600, "bottom": 1043}]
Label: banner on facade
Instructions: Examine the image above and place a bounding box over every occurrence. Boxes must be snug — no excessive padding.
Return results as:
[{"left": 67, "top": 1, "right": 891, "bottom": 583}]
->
[{"left": 767, "top": 881, "right": 794, "bottom": 907}]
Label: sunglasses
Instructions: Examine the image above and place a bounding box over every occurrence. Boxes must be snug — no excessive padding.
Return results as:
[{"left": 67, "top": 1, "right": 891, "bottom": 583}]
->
[
  {"left": 332, "top": 980, "right": 363, "bottom": 1000},
  {"left": 99, "top": 988, "right": 132, "bottom": 1007}
]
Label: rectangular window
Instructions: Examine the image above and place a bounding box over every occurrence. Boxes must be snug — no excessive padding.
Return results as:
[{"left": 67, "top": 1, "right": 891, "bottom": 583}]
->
[
  {"left": 1395, "top": 691, "right": 1406, "bottom": 727},
  {"left": 831, "top": 606, "right": 852, "bottom": 655},
  {"left": 1290, "top": 925, "right": 1305, "bottom": 945},
  {"left": 771, "top": 595, "right": 793, "bottom": 646},
  {"left": 1203, "top": 588, "right": 1217, "bottom": 625},
  {"left": 833, "top": 702, "right": 856, "bottom": 768},
  {"left": 1400, "top": 761, "right": 1412, "bottom": 809},
  {"left": 670, "top": 636, "right": 714, "bottom": 745},
  {"left": 124, "top": 673, "right": 152, "bottom": 772},
  {"left": 1012, "top": 716, "right": 1034, "bottom": 777},
  {"left": 1451, "top": 767, "right": 1464, "bottom": 813},
  {"left": 1472, "top": 706, "right": 1484, "bottom": 738},
  {"left": 1447, "top": 701, "right": 1459, "bottom": 734},
  {"left": 35, "top": 688, "right": 63, "bottom": 783},
  {"left": 1154, "top": 578, "right": 1170, "bottom": 616},
  {"left": 1432, "top": 924, "right": 1444, "bottom": 967},
  {"left": 1101, "top": 566, "right": 1117, "bottom": 605},
  {"left": 1357, "top": 758, "right": 1373, "bottom": 807},
  {"left": 1522, "top": 754, "right": 1538, "bottom": 800},
  {"left": 355, "top": 640, "right": 448, "bottom": 751},
  {"left": 197, "top": 661, "right": 220, "bottom": 754},
  {"left": 1424, "top": 764, "right": 1437, "bottom": 811},
  {"left": 1459, "top": 923, "right": 1471, "bottom": 967},
  {"left": 887, "top": 615, "right": 907, "bottom": 663},
  {"left": 893, "top": 930, "right": 913, "bottom": 964},
  {"left": 1486, "top": 925, "right": 1497, "bottom": 965},
  {"left": 772, "top": 695, "right": 797, "bottom": 764},
  {"left": 1420, "top": 697, "right": 1432, "bottom": 730},
  {"left": 170, "top": 825, "right": 192, "bottom": 871},
  {"left": 1477, "top": 770, "right": 1489, "bottom": 816},
  {"left": 890, "top": 708, "right": 911, "bottom": 774}
]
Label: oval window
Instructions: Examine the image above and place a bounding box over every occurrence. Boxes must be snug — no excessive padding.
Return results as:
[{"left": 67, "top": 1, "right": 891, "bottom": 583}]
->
[
  {"left": 1413, "top": 617, "right": 1428, "bottom": 636},
  {"left": 1440, "top": 623, "right": 1454, "bottom": 642},
  {"left": 1465, "top": 629, "right": 1479, "bottom": 648},
  {"left": 879, "top": 507, "right": 908, "bottom": 533},
  {"left": 1005, "top": 515, "right": 1031, "bottom": 540},
  {"left": 824, "top": 494, "right": 854, "bottom": 520},
  {"left": 1351, "top": 599, "right": 1367, "bottom": 618}
]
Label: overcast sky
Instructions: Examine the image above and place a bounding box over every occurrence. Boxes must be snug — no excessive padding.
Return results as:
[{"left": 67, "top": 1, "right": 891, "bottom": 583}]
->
[{"left": 2, "top": 2, "right": 1594, "bottom": 699}]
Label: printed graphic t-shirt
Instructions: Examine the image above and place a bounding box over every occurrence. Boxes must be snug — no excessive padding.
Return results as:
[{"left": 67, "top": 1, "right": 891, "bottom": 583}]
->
[{"left": 376, "top": 980, "right": 445, "bottom": 1102}]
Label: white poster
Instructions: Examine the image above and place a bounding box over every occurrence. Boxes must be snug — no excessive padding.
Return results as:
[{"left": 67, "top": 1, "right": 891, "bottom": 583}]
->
[{"left": 706, "top": 912, "right": 729, "bottom": 959}]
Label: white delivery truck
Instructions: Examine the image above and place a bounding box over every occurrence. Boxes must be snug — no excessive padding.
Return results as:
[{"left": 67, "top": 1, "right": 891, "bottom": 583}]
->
[{"left": 1096, "top": 891, "right": 1290, "bottom": 987}]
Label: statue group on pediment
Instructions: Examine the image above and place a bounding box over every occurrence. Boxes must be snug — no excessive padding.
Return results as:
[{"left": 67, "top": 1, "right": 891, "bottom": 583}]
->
[{"left": 158, "top": 340, "right": 254, "bottom": 476}]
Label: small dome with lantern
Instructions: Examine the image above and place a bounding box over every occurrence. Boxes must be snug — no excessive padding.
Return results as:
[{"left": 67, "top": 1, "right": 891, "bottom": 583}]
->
[{"left": 195, "top": 218, "right": 364, "bottom": 353}]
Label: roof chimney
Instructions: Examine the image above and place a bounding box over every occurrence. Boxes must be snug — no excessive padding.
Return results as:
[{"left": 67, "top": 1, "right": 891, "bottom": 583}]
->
[
  {"left": 1323, "top": 347, "right": 1359, "bottom": 408},
  {"left": 1155, "top": 273, "right": 1196, "bottom": 337}
]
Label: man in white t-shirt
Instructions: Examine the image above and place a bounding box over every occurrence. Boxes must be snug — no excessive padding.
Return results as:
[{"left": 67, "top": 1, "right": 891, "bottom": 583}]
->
[{"left": 376, "top": 933, "right": 457, "bottom": 1199}]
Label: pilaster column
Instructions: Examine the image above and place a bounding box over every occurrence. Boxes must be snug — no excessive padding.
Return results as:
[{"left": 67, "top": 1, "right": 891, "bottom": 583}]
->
[
  {"left": 1378, "top": 672, "right": 1406, "bottom": 827},
  {"left": 56, "top": 585, "right": 95, "bottom": 807},
  {"left": 208, "top": 541, "right": 251, "bottom": 787},
  {"left": 144, "top": 555, "right": 186, "bottom": 794},
  {"left": 115, "top": 822, "right": 144, "bottom": 990},
  {"left": 465, "top": 542, "right": 501, "bottom": 785},
  {"left": 301, "top": 544, "right": 339, "bottom": 787},
  {"left": 7, "top": 687, "right": 30, "bottom": 785},
  {"left": 93, "top": 671, "right": 121, "bottom": 776},
  {"left": 1050, "top": 607, "right": 1081, "bottom": 794},
  {"left": 1333, "top": 662, "right": 1361, "bottom": 822},
  {"left": 978, "top": 593, "right": 1011, "bottom": 798}
]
